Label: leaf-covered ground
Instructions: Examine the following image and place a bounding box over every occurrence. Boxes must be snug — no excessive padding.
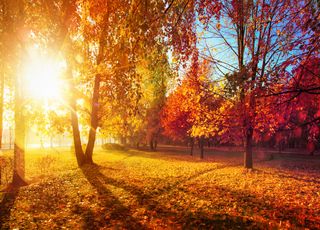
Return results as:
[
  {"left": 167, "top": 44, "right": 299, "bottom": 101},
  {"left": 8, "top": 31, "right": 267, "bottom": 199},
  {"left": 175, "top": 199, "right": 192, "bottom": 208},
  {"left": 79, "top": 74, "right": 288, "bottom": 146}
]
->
[{"left": 1, "top": 146, "right": 320, "bottom": 229}]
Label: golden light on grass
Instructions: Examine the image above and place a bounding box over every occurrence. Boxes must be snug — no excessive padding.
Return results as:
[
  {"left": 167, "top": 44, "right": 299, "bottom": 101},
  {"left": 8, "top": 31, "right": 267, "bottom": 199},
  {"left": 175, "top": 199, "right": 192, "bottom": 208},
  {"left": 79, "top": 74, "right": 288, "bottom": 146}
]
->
[{"left": 23, "top": 46, "right": 66, "bottom": 100}]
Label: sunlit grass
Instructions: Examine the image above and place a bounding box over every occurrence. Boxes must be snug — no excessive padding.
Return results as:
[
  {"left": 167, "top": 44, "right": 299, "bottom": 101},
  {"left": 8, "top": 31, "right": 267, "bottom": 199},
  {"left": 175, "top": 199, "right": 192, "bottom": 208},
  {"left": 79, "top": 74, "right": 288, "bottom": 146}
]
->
[{"left": 1, "top": 147, "right": 320, "bottom": 229}]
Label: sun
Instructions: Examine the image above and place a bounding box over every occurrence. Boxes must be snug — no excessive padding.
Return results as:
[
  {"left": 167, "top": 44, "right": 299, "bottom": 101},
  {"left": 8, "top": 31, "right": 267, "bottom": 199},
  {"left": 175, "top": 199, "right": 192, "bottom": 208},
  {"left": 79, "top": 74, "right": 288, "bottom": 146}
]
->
[{"left": 23, "top": 46, "right": 66, "bottom": 100}]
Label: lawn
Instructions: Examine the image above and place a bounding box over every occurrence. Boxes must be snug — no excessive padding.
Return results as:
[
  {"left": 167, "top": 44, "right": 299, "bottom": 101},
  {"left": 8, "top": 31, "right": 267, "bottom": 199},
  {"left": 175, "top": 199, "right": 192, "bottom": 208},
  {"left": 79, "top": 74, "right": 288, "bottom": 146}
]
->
[{"left": 1, "top": 146, "right": 320, "bottom": 229}]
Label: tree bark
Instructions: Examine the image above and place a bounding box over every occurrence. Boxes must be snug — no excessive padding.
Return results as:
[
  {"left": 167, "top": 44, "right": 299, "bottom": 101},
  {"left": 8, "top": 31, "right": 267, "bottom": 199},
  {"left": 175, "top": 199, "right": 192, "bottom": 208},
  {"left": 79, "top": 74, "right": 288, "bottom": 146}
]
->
[
  {"left": 200, "top": 137, "right": 204, "bottom": 159},
  {"left": 154, "top": 139, "right": 158, "bottom": 150},
  {"left": 85, "top": 74, "right": 100, "bottom": 164},
  {"left": 0, "top": 62, "right": 4, "bottom": 149},
  {"left": 68, "top": 66, "right": 85, "bottom": 166},
  {"left": 12, "top": 0, "right": 27, "bottom": 187},
  {"left": 13, "top": 71, "right": 27, "bottom": 186},
  {"left": 83, "top": 2, "right": 109, "bottom": 163},
  {"left": 244, "top": 127, "right": 253, "bottom": 168},
  {"left": 190, "top": 138, "right": 194, "bottom": 156},
  {"left": 149, "top": 138, "right": 154, "bottom": 150}
]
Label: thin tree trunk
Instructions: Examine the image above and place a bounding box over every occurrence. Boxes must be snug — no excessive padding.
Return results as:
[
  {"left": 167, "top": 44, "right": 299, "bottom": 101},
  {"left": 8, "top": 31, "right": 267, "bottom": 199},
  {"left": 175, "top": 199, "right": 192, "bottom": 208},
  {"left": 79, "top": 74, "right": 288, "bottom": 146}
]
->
[
  {"left": 154, "top": 139, "right": 158, "bottom": 150},
  {"left": 190, "top": 137, "right": 194, "bottom": 156},
  {"left": 84, "top": 3, "right": 109, "bottom": 163},
  {"left": 0, "top": 63, "right": 4, "bottom": 149},
  {"left": 85, "top": 74, "right": 100, "bottom": 164},
  {"left": 9, "top": 127, "right": 12, "bottom": 149},
  {"left": 149, "top": 137, "right": 154, "bottom": 150},
  {"left": 200, "top": 137, "right": 204, "bottom": 159},
  {"left": 68, "top": 66, "right": 85, "bottom": 166}
]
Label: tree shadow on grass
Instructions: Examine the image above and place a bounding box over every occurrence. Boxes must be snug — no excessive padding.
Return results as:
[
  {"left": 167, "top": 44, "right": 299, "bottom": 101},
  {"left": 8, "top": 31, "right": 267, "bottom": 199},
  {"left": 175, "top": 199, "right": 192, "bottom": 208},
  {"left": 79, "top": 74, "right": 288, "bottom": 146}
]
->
[
  {"left": 81, "top": 164, "right": 264, "bottom": 229},
  {"left": 254, "top": 168, "right": 320, "bottom": 184},
  {"left": 86, "top": 163, "right": 320, "bottom": 229},
  {"left": 80, "top": 164, "right": 148, "bottom": 229},
  {"left": 0, "top": 189, "right": 18, "bottom": 229}
]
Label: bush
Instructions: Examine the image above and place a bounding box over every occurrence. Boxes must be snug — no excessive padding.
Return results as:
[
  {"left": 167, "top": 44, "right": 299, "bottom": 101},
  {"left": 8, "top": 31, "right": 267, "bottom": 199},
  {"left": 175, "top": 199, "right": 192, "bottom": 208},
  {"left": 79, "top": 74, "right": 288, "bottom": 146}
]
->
[{"left": 102, "top": 143, "right": 126, "bottom": 151}]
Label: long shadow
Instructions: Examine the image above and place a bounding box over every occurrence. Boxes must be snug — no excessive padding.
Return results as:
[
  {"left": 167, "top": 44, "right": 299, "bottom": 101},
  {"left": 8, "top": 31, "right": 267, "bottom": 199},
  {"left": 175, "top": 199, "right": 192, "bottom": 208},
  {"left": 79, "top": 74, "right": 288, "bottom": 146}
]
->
[
  {"left": 0, "top": 189, "right": 19, "bottom": 229},
  {"left": 85, "top": 163, "right": 320, "bottom": 229},
  {"left": 80, "top": 165, "right": 147, "bottom": 230},
  {"left": 255, "top": 168, "right": 320, "bottom": 184},
  {"left": 184, "top": 183, "right": 320, "bottom": 229},
  {"left": 82, "top": 164, "right": 263, "bottom": 229},
  {"left": 92, "top": 163, "right": 242, "bottom": 204},
  {"left": 278, "top": 173, "right": 320, "bottom": 184}
]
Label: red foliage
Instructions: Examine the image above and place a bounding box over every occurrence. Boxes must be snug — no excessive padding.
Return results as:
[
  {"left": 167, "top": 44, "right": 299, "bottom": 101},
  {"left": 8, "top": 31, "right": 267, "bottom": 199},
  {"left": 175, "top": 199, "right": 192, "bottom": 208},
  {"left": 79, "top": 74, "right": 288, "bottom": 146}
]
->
[{"left": 161, "top": 87, "right": 192, "bottom": 141}]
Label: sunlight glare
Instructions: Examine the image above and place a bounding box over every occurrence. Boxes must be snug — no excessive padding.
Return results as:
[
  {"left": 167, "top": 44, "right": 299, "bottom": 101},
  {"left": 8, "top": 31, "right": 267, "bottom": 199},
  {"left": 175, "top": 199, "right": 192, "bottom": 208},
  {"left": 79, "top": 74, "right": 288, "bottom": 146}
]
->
[{"left": 23, "top": 47, "right": 66, "bottom": 100}]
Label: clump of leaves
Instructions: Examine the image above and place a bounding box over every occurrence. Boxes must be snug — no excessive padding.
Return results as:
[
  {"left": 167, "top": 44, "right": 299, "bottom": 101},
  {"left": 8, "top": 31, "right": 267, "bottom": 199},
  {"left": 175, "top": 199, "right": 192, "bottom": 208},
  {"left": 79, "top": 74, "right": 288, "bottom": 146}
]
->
[{"left": 0, "top": 155, "right": 13, "bottom": 185}]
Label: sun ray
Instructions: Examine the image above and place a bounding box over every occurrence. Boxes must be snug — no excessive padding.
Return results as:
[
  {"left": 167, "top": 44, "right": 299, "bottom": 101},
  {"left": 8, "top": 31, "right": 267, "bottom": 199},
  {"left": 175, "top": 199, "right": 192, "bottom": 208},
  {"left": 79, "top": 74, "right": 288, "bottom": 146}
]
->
[{"left": 22, "top": 46, "right": 66, "bottom": 100}]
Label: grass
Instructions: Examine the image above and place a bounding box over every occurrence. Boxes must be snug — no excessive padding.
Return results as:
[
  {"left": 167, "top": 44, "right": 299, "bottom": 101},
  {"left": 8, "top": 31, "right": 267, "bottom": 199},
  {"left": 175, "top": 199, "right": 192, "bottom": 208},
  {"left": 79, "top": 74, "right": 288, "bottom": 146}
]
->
[{"left": 1, "top": 146, "right": 320, "bottom": 229}]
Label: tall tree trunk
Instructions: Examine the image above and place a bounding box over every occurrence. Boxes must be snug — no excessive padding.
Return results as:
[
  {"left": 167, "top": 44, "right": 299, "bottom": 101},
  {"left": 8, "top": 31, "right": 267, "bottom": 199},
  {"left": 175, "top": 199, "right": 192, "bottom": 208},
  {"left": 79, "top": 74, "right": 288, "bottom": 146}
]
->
[
  {"left": 236, "top": 0, "right": 255, "bottom": 169},
  {"left": 12, "top": 72, "right": 27, "bottom": 186},
  {"left": 244, "top": 81, "right": 255, "bottom": 168},
  {"left": 244, "top": 126, "right": 253, "bottom": 168},
  {"left": 190, "top": 137, "right": 194, "bottom": 156},
  {"left": 149, "top": 137, "right": 154, "bottom": 150},
  {"left": 154, "top": 139, "right": 158, "bottom": 150},
  {"left": 0, "top": 63, "right": 4, "bottom": 149},
  {"left": 85, "top": 74, "right": 100, "bottom": 164},
  {"left": 68, "top": 66, "right": 85, "bottom": 166},
  {"left": 12, "top": 0, "right": 27, "bottom": 187},
  {"left": 83, "top": 5, "right": 109, "bottom": 163},
  {"left": 200, "top": 137, "right": 204, "bottom": 159}
]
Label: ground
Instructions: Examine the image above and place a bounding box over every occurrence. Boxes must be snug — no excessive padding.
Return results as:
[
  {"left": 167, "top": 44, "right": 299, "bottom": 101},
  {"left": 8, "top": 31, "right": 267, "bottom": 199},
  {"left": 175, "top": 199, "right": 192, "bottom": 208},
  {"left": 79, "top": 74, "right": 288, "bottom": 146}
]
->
[{"left": 0, "top": 146, "right": 320, "bottom": 229}]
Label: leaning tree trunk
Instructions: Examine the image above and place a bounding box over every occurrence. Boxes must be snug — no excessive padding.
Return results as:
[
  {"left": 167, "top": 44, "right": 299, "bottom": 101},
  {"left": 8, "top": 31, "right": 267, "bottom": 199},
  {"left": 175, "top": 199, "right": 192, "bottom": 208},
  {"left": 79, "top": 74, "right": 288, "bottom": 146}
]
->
[
  {"left": 68, "top": 66, "right": 85, "bottom": 167},
  {"left": 85, "top": 74, "right": 100, "bottom": 164},
  {"left": 84, "top": 7, "right": 109, "bottom": 164}
]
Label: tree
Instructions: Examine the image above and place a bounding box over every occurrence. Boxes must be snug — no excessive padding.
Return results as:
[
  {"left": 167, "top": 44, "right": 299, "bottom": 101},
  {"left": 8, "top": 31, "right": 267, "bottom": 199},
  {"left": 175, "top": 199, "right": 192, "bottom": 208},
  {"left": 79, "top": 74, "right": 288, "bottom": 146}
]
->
[
  {"left": 263, "top": 57, "right": 320, "bottom": 153},
  {"left": 198, "top": 0, "right": 319, "bottom": 168},
  {"left": 3, "top": 0, "right": 28, "bottom": 186},
  {"left": 162, "top": 56, "right": 230, "bottom": 157},
  {"left": 0, "top": 0, "right": 8, "bottom": 149},
  {"left": 74, "top": 0, "right": 197, "bottom": 162}
]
